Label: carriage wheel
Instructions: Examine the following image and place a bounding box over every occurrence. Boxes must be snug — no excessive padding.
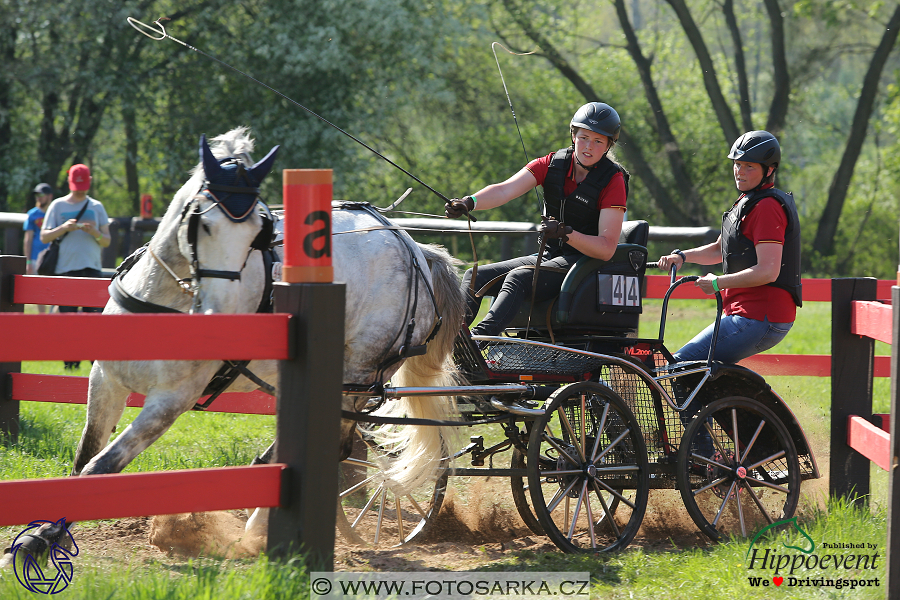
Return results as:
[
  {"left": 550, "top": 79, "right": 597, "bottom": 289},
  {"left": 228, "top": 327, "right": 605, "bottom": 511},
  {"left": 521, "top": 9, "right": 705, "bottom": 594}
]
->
[
  {"left": 336, "top": 432, "right": 448, "bottom": 547},
  {"left": 676, "top": 396, "right": 801, "bottom": 541},
  {"left": 510, "top": 447, "right": 544, "bottom": 535},
  {"left": 512, "top": 446, "right": 625, "bottom": 537},
  {"left": 526, "top": 381, "right": 649, "bottom": 553}
]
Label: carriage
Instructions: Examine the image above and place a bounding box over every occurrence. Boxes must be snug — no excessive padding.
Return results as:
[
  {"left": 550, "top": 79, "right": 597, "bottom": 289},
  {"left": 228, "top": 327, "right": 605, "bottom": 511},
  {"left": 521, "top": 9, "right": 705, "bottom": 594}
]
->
[
  {"left": 65, "top": 128, "right": 818, "bottom": 557},
  {"left": 336, "top": 218, "right": 820, "bottom": 554}
]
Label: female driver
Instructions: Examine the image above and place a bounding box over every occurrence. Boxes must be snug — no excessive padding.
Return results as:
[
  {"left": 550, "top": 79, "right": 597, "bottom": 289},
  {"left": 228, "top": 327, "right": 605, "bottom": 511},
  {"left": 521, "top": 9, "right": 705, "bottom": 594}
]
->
[{"left": 445, "top": 102, "right": 628, "bottom": 337}]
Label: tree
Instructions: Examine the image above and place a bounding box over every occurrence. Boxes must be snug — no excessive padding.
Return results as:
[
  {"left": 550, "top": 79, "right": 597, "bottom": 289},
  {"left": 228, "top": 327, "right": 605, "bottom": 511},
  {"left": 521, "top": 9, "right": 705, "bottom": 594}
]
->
[
  {"left": 0, "top": 11, "right": 16, "bottom": 211},
  {"left": 812, "top": 4, "right": 900, "bottom": 258}
]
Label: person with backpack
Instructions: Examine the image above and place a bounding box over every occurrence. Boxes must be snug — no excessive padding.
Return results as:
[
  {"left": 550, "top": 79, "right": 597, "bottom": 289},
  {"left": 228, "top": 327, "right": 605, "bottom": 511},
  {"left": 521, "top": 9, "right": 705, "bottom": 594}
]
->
[
  {"left": 40, "top": 164, "right": 111, "bottom": 369},
  {"left": 445, "top": 102, "right": 629, "bottom": 336}
]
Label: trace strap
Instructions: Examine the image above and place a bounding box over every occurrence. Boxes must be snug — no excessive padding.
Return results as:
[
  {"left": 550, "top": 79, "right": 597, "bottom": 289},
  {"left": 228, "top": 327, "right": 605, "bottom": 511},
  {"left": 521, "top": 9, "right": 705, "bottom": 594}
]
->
[{"left": 340, "top": 410, "right": 513, "bottom": 427}]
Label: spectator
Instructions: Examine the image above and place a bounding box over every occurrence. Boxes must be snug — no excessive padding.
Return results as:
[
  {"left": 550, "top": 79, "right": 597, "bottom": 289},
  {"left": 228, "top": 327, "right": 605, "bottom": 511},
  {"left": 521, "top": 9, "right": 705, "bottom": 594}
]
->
[
  {"left": 23, "top": 183, "right": 53, "bottom": 313},
  {"left": 40, "top": 164, "right": 111, "bottom": 370}
]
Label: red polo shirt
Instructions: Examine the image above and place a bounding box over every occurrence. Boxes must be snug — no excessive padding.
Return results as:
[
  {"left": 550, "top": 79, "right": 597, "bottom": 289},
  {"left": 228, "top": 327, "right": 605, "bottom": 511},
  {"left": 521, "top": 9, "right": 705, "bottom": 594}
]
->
[
  {"left": 526, "top": 153, "right": 627, "bottom": 211},
  {"left": 722, "top": 190, "right": 796, "bottom": 323}
]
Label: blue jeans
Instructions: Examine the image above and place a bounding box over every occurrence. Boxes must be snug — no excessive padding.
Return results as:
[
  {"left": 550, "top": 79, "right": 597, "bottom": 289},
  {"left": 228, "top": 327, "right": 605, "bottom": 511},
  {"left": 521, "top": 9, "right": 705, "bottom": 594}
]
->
[
  {"left": 674, "top": 315, "right": 792, "bottom": 459},
  {"left": 673, "top": 315, "right": 793, "bottom": 364}
]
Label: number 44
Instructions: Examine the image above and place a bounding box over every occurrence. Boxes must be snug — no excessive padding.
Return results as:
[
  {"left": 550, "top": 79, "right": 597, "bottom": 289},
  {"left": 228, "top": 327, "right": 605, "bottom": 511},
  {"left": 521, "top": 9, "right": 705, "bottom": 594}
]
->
[{"left": 612, "top": 275, "right": 639, "bottom": 307}]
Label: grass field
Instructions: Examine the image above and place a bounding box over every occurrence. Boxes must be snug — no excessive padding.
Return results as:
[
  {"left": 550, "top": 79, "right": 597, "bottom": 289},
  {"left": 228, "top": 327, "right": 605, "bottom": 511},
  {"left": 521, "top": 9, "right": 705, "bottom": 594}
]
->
[{"left": 0, "top": 298, "right": 892, "bottom": 599}]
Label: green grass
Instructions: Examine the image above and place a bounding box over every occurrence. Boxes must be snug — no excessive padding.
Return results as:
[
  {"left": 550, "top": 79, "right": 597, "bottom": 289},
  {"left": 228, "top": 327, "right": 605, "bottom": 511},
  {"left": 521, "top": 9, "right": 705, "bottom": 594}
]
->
[
  {"left": 639, "top": 298, "right": 891, "bottom": 356},
  {"left": 1, "top": 499, "right": 884, "bottom": 599},
  {"left": 0, "top": 298, "right": 893, "bottom": 598},
  {"left": 0, "top": 555, "right": 311, "bottom": 600}
]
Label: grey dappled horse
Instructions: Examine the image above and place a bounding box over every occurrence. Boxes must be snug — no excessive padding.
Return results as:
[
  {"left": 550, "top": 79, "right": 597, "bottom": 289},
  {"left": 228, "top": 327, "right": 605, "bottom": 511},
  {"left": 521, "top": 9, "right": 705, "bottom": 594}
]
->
[{"left": 68, "top": 127, "right": 464, "bottom": 538}]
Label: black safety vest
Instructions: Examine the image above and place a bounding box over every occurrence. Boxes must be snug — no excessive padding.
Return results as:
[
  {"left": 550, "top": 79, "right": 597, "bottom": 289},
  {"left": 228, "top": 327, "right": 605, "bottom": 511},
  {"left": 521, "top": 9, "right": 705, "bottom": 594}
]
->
[
  {"left": 720, "top": 188, "right": 802, "bottom": 307},
  {"left": 542, "top": 147, "right": 628, "bottom": 253}
]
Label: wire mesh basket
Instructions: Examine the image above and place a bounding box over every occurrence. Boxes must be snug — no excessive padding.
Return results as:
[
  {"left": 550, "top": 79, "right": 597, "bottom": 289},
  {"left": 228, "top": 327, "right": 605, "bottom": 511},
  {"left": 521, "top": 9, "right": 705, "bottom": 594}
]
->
[{"left": 454, "top": 335, "right": 610, "bottom": 380}]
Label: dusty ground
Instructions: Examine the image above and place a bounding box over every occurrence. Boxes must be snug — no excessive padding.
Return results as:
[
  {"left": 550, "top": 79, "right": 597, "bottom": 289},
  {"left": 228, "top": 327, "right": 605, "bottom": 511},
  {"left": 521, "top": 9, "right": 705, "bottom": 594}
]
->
[
  {"left": 61, "top": 487, "right": 721, "bottom": 572},
  {"left": 60, "top": 456, "right": 832, "bottom": 573}
]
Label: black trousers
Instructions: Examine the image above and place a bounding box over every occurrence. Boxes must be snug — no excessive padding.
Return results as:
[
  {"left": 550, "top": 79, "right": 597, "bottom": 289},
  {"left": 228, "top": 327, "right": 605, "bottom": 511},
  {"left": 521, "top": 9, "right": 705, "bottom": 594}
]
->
[
  {"left": 58, "top": 268, "right": 103, "bottom": 314},
  {"left": 461, "top": 251, "right": 581, "bottom": 336}
]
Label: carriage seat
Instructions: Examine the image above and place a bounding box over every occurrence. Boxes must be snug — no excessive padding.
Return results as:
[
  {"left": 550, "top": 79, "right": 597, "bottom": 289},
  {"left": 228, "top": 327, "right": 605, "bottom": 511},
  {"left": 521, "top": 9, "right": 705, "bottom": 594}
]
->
[{"left": 504, "top": 220, "right": 649, "bottom": 337}]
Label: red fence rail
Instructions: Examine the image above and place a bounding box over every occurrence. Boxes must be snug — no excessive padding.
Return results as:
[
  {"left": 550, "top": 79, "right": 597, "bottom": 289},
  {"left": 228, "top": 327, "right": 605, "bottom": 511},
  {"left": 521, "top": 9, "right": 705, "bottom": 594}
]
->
[
  {"left": 0, "top": 465, "right": 285, "bottom": 527},
  {"left": 826, "top": 278, "right": 899, "bottom": 600},
  {"left": 0, "top": 253, "right": 346, "bottom": 565}
]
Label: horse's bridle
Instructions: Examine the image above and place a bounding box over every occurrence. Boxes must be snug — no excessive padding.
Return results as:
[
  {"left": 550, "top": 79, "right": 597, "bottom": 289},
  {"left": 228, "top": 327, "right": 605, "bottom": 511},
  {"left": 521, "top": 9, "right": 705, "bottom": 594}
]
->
[
  {"left": 111, "top": 162, "right": 276, "bottom": 316},
  {"left": 181, "top": 166, "right": 275, "bottom": 312}
]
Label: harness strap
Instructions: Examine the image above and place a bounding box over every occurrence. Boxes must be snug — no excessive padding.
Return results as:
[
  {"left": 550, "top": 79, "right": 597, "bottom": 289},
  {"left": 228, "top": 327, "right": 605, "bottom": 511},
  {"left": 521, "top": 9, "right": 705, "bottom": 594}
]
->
[
  {"left": 345, "top": 202, "right": 444, "bottom": 380},
  {"left": 109, "top": 228, "right": 277, "bottom": 410},
  {"left": 206, "top": 183, "right": 260, "bottom": 195},
  {"left": 341, "top": 409, "right": 512, "bottom": 427},
  {"left": 109, "top": 276, "right": 183, "bottom": 314}
]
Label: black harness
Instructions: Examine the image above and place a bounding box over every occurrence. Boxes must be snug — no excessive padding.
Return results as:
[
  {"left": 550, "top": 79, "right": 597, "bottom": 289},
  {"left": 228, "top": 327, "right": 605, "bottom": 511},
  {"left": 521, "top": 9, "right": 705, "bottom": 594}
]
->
[
  {"left": 109, "top": 159, "right": 279, "bottom": 410},
  {"left": 334, "top": 201, "right": 444, "bottom": 397}
]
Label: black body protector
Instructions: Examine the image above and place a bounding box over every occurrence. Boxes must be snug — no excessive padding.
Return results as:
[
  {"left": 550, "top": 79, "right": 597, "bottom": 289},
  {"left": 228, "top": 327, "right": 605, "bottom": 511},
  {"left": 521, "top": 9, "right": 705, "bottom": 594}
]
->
[
  {"left": 542, "top": 147, "right": 628, "bottom": 254},
  {"left": 721, "top": 188, "right": 803, "bottom": 307}
]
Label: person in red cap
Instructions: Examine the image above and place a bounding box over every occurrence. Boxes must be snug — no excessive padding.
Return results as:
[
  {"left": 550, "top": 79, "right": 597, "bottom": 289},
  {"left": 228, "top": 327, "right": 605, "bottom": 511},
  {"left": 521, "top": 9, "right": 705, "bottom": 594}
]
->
[{"left": 40, "top": 164, "right": 111, "bottom": 370}]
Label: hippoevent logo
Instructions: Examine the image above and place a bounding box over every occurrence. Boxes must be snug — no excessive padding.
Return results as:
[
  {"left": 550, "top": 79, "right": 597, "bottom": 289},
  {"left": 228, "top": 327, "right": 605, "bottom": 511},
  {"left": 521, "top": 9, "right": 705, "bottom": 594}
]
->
[
  {"left": 10, "top": 519, "right": 79, "bottom": 594},
  {"left": 745, "top": 517, "right": 881, "bottom": 591}
]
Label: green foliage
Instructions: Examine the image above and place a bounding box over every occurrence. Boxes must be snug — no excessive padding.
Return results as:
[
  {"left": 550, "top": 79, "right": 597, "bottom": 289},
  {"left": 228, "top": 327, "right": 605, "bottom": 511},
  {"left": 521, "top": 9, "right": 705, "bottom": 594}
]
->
[{"left": 1, "top": 0, "right": 899, "bottom": 275}]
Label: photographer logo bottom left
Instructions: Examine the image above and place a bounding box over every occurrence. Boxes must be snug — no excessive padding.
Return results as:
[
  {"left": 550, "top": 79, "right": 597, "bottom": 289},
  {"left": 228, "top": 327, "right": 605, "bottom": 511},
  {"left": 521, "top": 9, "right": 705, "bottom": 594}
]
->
[{"left": 6, "top": 519, "right": 79, "bottom": 595}]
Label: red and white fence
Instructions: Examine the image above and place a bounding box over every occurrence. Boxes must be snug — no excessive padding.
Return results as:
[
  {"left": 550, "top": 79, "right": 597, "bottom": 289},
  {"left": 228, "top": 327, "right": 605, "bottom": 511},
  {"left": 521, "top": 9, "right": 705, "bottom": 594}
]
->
[{"left": 0, "top": 168, "right": 345, "bottom": 566}]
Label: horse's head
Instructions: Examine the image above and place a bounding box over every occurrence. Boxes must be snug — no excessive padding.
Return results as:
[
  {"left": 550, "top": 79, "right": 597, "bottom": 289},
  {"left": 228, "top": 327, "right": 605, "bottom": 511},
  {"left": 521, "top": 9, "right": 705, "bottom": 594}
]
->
[{"left": 177, "top": 133, "right": 279, "bottom": 314}]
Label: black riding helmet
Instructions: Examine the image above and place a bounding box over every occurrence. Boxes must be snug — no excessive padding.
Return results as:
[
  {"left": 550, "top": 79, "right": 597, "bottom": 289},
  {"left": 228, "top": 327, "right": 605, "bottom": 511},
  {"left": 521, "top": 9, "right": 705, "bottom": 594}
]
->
[
  {"left": 570, "top": 102, "right": 621, "bottom": 144},
  {"left": 728, "top": 130, "right": 780, "bottom": 169}
]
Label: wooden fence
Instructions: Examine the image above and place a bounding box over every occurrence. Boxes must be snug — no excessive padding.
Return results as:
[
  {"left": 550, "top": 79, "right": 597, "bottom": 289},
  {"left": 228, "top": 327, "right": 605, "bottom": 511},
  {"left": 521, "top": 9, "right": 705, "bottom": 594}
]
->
[
  {"left": 824, "top": 278, "right": 898, "bottom": 599},
  {"left": 2, "top": 257, "right": 897, "bottom": 577},
  {"left": 0, "top": 169, "right": 346, "bottom": 567}
]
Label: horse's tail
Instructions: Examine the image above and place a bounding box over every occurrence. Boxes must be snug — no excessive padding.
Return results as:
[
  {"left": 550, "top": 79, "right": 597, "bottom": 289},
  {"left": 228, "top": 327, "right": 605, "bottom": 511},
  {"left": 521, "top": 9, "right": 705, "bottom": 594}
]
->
[{"left": 372, "top": 243, "right": 466, "bottom": 495}]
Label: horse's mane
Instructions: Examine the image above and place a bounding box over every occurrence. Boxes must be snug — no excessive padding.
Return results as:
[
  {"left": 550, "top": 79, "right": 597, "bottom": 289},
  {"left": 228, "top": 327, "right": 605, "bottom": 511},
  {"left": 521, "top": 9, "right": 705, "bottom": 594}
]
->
[{"left": 152, "top": 127, "right": 258, "bottom": 259}]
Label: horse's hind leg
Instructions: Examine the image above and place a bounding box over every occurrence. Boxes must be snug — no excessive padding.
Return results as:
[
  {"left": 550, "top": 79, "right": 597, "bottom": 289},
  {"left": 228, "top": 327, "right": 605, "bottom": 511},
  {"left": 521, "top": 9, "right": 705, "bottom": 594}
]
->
[
  {"left": 244, "top": 440, "right": 276, "bottom": 537},
  {"left": 72, "top": 364, "right": 129, "bottom": 475}
]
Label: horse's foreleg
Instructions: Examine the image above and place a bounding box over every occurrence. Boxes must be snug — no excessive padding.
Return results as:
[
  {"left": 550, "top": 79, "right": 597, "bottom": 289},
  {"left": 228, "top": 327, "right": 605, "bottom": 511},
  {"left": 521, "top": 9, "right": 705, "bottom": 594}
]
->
[
  {"left": 72, "top": 365, "right": 129, "bottom": 475},
  {"left": 79, "top": 391, "right": 193, "bottom": 476}
]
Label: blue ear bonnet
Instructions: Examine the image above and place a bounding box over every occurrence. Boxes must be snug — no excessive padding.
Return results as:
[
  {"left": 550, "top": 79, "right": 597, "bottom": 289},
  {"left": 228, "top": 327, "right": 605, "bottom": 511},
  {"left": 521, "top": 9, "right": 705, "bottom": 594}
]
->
[
  {"left": 203, "top": 159, "right": 260, "bottom": 221},
  {"left": 199, "top": 134, "right": 280, "bottom": 222}
]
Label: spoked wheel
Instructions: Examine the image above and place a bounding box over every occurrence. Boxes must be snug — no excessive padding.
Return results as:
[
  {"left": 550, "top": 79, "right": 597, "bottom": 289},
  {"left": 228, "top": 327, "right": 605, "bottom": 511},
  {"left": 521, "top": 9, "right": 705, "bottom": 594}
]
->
[
  {"left": 676, "top": 396, "right": 801, "bottom": 541},
  {"left": 510, "top": 447, "right": 544, "bottom": 535},
  {"left": 336, "top": 431, "right": 448, "bottom": 547},
  {"left": 527, "top": 381, "right": 649, "bottom": 553},
  {"left": 512, "top": 446, "right": 625, "bottom": 537}
]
